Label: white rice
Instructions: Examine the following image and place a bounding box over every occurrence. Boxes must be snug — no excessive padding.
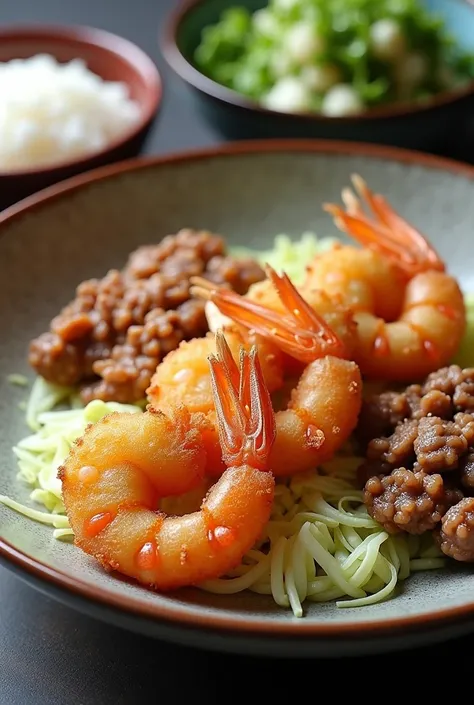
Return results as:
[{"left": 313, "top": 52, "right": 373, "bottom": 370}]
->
[{"left": 0, "top": 53, "right": 141, "bottom": 170}]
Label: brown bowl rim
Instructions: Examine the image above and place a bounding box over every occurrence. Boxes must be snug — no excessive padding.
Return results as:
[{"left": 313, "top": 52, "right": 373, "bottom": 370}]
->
[
  {"left": 0, "top": 24, "right": 163, "bottom": 177},
  {"left": 1, "top": 138, "right": 474, "bottom": 638},
  {"left": 161, "top": 0, "right": 474, "bottom": 122}
]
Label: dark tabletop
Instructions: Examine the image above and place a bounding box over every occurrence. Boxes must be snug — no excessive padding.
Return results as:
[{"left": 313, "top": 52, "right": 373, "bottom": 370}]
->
[{"left": 1, "top": 1, "right": 473, "bottom": 702}]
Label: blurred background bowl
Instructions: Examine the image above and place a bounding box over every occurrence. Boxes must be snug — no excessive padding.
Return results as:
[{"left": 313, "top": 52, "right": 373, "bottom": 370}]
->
[
  {"left": 0, "top": 25, "right": 162, "bottom": 210},
  {"left": 162, "top": 0, "right": 474, "bottom": 151}
]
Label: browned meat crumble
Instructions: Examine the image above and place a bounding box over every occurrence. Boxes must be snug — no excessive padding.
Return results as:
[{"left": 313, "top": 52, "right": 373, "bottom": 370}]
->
[
  {"left": 437, "top": 497, "right": 474, "bottom": 561},
  {"left": 359, "top": 366, "right": 474, "bottom": 558},
  {"left": 364, "top": 468, "right": 458, "bottom": 535},
  {"left": 29, "top": 229, "right": 265, "bottom": 403}
]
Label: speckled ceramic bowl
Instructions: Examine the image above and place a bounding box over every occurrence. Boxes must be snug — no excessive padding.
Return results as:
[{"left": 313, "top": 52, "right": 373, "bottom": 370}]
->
[{"left": 1, "top": 141, "right": 474, "bottom": 658}]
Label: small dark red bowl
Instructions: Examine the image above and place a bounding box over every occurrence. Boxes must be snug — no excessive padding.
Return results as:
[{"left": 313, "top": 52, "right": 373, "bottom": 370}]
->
[{"left": 0, "top": 25, "right": 162, "bottom": 209}]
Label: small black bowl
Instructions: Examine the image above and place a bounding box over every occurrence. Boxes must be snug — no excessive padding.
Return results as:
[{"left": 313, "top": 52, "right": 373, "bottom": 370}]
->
[{"left": 161, "top": 0, "right": 474, "bottom": 151}]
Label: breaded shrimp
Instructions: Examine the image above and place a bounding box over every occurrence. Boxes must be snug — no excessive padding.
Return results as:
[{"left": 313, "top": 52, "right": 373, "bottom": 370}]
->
[
  {"left": 149, "top": 262, "right": 358, "bottom": 418},
  {"left": 304, "top": 175, "right": 466, "bottom": 381},
  {"left": 147, "top": 330, "right": 284, "bottom": 415},
  {"left": 192, "top": 267, "right": 363, "bottom": 477},
  {"left": 59, "top": 337, "right": 276, "bottom": 591}
]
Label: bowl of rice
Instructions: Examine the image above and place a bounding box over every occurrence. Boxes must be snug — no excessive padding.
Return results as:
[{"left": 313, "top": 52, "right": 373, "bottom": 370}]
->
[{"left": 0, "top": 25, "right": 162, "bottom": 209}]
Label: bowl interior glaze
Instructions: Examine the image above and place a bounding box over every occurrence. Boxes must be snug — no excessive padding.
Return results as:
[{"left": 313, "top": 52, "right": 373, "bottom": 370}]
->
[{"left": 1, "top": 143, "right": 474, "bottom": 646}]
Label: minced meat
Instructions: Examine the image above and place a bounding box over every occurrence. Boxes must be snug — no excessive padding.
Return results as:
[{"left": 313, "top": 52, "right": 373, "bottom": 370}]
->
[
  {"left": 357, "top": 366, "right": 474, "bottom": 447},
  {"left": 366, "top": 418, "right": 419, "bottom": 472},
  {"left": 423, "top": 365, "right": 474, "bottom": 397},
  {"left": 437, "top": 497, "right": 474, "bottom": 561},
  {"left": 414, "top": 416, "right": 468, "bottom": 473},
  {"left": 364, "top": 468, "right": 457, "bottom": 534},
  {"left": 357, "top": 386, "right": 420, "bottom": 444},
  {"left": 29, "top": 229, "right": 265, "bottom": 402},
  {"left": 360, "top": 366, "right": 474, "bottom": 558},
  {"left": 80, "top": 300, "right": 207, "bottom": 404},
  {"left": 460, "top": 451, "right": 474, "bottom": 491}
]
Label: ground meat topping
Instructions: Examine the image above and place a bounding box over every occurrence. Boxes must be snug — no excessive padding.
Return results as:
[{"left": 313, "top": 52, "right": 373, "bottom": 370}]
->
[
  {"left": 437, "top": 497, "right": 474, "bottom": 561},
  {"left": 460, "top": 451, "right": 474, "bottom": 491},
  {"left": 365, "top": 419, "right": 419, "bottom": 474},
  {"left": 123, "top": 229, "right": 225, "bottom": 280},
  {"left": 454, "top": 412, "right": 474, "bottom": 444},
  {"left": 81, "top": 300, "right": 207, "bottom": 403},
  {"left": 207, "top": 255, "right": 265, "bottom": 295},
  {"left": 357, "top": 367, "right": 474, "bottom": 448},
  {"left": 414, "top": 416, "right": 468, "bottom": 473},
  {"left": 364, "top": 468, "right": 453, "bottom": 534},
  {"left": 422, "top": 366, "right": 474, "bottom": 414},
  {"left": 28, "top": 229, "right": 265, "bottom": 401},
  {"left": 360, "top": 367, "right": 474, "bottom": 558},
  {"left": 416, "top": 390, "right": 453, "bottom": 420},
  {"left": 423, "top": 365, "right": 473, "bottom": 396},
  {"left": 357, "top": 388, "right": 417, "bottom": 444}
]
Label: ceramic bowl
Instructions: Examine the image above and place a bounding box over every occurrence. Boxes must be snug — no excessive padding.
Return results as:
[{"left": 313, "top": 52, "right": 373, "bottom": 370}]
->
[
  {"left": 161, "top": 0, "right": 474, "bottom": 151},
  {"left": 0, "top": 25, "right": 162, "bottom": 210},
  {"left": 1, "top": 140, "right": 474, "bottom": 658}
]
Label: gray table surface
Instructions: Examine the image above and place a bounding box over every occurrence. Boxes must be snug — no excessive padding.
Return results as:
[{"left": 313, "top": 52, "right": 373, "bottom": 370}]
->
[{"left": 0, "top": 1, "right": 473, "bottom": 702}]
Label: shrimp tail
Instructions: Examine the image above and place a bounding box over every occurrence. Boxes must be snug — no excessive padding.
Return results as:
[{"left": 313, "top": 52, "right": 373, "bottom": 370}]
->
[
  {"left": 323, "top": 174, "right": 445, "bottom": 277},
  {"left": 191, "top": 270, "right": 346, "bottom": 363},
  {"left": 208, "top": 332, "right": 276, "bottom": 470}
]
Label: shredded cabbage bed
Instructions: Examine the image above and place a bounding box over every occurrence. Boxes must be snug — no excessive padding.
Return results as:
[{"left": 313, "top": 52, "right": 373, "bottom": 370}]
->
[
  {"left": 231, "top": 232, "right": 339, "bottom": 284},
  {"left": 1, "top": 232, "right": 472, "bottom": 617},
  {"left": 0, "top": 378, "right": 143, "bottom": 540}
]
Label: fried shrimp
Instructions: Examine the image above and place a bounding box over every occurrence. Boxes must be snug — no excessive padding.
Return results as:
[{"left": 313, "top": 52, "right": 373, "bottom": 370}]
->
[
  {"left": 192, "top": 267, "right": 363, "bottom": 476},
  {"left": 304, "top": 175, "right": 466, "bottom": 381},
  {"left": 148, "top": 261, "right": 358, "bottom": 418},
  {"left": 147, "top": 330, "right": 284, "bottom": 415},
  {"left": 59, "top": 337, "right": 276, "bottom": 591}
]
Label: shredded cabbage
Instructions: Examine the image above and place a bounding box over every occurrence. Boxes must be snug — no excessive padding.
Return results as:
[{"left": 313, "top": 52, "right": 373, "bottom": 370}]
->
[
  {"left": 7, "top": 373, "right": 29, "bottom": 387},
  {"left": 231, "top": 232, "right": 338, "bottom": 285},
  {"left": 200, "top": 455, "right": 444, "bottom": 616},
  {"left": 0, "top": 379, "right": 142, "bottom": 540}
]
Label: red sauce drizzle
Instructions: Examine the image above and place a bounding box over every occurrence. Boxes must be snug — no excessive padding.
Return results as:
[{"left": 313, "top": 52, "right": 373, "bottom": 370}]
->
[
  {"left": 207, "top": 526, "right": 236, "bottom": 548},
  {"left": 136, "top": 541, "right": 159, "bottom": 571},
  {"left": 306, "top": 424, "right": 325, "bottom": 450},
  {"left": 436, "top": 304, "right": 458, "bottom": 320},
  {"left": 423, "top": 339, "right": 439, "bottom": 359},
  {"left": 373, "top": 324, "right": 390, "bottom": 357},
  {"left": 84, "top": 511, "right": 112, "bottom": 538}
]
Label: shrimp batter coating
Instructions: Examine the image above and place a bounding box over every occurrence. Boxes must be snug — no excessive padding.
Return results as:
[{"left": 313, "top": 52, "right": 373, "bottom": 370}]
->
[
  {"left": 305, "top": 175, "right": 466, "bottom": 381},
  {"left": 59, "top": 337, "right": 276, "bottom": 591},
  {"left": 147, "top": 331, "right": 284, "bottom": 415}
]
